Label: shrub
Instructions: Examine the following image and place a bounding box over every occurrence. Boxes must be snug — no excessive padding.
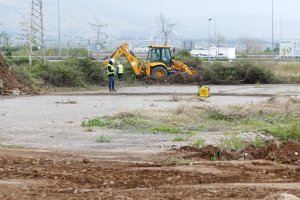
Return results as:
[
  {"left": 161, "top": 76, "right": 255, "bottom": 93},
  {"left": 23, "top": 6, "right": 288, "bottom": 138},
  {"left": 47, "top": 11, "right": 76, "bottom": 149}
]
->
[
  {"left": 202, "top": 61, "right": 275, "bottom": 84},
  {"left": 64, "top": 58, "right": 102, "bottom": 85},
  {"left": 42, "top": 63, "right": 84, "bottom": 87}
]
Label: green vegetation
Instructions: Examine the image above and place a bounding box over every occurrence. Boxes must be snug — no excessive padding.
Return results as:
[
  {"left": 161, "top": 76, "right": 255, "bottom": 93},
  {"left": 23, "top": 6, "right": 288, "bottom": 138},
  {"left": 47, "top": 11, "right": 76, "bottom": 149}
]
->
[
  {"left": 264, "top": 123, "right": 300, "bottom": 141},
  {"left": 81, "top": 101, "right": 300, "bottom": 142},
  {"left": 252, "top": 137, "right": 266, "bottom": 148},
  {"left": 11, "top": 58, "right": 103, "bottom": 88},
  {"left": 82, "top": 110, "right": 199, "bottom": 135},
  {"left": 150, "top": 125, "right": 194, "bottom": 135},
  {"left": 172, "top": 136, "right": 186, "bottom": 142},
  {"left": 82, "top": 118, "right": 110, "bottom": 127},
  {"left": 96, "top": 135, "right": 112, "bottom": 143},
  {"left": 191, "top": 139, "right": 205, "bottom": 148},
  {"left": 201, "top": 61, "right": 275, "bottom": 84},
  {"left": 223, "top": 136, "right": 246, "bottom": 151},
  {"left": 164, "top": 156, "right": 192, "bottom": 166}
]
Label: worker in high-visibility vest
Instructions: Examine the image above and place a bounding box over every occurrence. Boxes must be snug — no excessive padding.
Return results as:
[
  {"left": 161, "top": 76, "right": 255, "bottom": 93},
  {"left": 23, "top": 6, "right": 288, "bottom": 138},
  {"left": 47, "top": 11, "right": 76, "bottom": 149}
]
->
[
  {"left": 117, "top": 62, "right": 124, "bottom": 82},
  {"left": 107, "top": 59, "right": 116, "bottom": 92}
]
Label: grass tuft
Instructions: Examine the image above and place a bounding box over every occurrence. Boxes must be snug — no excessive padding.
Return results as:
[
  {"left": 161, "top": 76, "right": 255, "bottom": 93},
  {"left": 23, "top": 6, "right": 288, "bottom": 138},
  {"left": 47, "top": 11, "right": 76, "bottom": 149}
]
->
[
  {"left": 264, "top": 123, "right": 300, "bottom": 141},
  {"left": 252, "top": 137, "right": 267, "bottom": 148},
  {"left": 191, "top": 139, "right": 205, "bottom": 148},
  {"left": 172, "top": 136, "right": 186, "bottom": 142},
  {"left": 82, "top": 118, "right": 110, "bottom": 127},
  {"left": 96, "top": 135, "right": 112, "bottom": 143},
  {"left": 223, "top": 136, "right": 246, "bottom": 151},
  {"left": 164, "top": 156, "right": 192, "bottom": 166}
]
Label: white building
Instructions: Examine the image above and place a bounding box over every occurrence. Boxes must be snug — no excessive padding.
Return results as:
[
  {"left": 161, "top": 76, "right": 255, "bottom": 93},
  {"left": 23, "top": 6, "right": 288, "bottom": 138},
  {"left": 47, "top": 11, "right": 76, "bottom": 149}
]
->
[
  {"left": 280, "top": 41, "right": 300, "bottom": 57},
  {"left": 190, "top": 47, "right": 236, "bottom": 60}
]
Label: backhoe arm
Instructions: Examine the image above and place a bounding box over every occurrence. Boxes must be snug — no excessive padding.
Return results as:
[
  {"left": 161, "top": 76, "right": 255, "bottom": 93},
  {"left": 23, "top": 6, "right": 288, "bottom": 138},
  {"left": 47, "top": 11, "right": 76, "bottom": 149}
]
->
[
  {"left": 103, "top": 43, "right": 142, "bottom": 76},
  {"left": 172, "top": 59, "right": 198, "bottom": 75}
]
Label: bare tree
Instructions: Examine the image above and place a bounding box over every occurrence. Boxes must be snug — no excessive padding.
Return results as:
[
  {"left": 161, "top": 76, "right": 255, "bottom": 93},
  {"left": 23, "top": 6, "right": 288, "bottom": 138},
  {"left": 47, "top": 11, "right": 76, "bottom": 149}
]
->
[
  {"left": 90, "top": 19, "right": 109, "bottom": 49},
  {"left": 157, "top": 13, "right": 176, "bottom": 45}
]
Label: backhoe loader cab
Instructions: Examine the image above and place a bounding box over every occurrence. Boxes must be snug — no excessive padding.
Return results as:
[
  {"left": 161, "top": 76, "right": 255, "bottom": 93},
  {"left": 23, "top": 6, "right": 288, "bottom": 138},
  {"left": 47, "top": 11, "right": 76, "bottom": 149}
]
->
[{"left": 147, "top": 45, "right": 173, "bottom": 77}]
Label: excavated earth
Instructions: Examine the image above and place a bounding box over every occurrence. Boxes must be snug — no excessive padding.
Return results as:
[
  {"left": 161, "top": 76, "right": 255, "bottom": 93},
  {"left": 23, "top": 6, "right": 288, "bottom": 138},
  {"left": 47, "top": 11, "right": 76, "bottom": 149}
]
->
[
  {"left": 0, "top": 56, "right": 35, "bottom": 95},
  {"left": 0, "top": 143, "right": 299, "bottom": 200}
]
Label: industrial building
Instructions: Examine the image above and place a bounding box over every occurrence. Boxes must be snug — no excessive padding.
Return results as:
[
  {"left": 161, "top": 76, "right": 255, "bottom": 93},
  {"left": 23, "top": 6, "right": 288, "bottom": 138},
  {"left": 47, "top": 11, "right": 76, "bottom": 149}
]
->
[
  {"left": 280, "top": 41, "right": 300, "bottom": 57},
  {"left": 190, "top": 47, "right": 236, "bottom": 60}
]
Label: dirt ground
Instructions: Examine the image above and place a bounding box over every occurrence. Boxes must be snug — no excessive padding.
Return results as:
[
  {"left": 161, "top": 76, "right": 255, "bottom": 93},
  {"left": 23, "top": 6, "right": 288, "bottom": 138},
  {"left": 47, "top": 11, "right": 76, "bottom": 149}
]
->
[
  {"left": 0, "top": 85, "right": 299, "bottom": 199},
  {"left": 0, "top": 147, "right": 299, "bottom": 200}
]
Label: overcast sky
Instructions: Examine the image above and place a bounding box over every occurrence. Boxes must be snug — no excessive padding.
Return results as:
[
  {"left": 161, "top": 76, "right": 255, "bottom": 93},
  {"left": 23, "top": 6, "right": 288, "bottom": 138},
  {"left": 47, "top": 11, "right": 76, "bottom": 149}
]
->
[{"left": 1, "top": 0, "right": 299, "bottom": 40}]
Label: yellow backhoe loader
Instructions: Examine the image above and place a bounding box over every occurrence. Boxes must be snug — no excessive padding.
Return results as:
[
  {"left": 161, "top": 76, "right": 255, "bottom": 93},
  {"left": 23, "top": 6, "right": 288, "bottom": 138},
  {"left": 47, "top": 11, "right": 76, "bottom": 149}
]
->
[{"left": 103, "top": 43, "right": 198, "bottom": 78}]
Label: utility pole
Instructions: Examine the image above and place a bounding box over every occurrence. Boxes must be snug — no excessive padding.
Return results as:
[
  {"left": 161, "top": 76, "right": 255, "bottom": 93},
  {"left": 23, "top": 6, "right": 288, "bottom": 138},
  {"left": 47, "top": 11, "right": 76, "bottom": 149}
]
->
[
  {"left": 29, "top": 0, "right": 45, "bottom": 66},
  {"left": 272, "top": 0, "right": 274, "bottom": 63},
  {"left": 280, "top": 12, "right": 284, "bottom": 42},
  {"left": 214, "top": 15, "right": 217, "bottom": 58},
  {"left": 208, "top": 18, "right": 212, "bottom": 62},
  {"left": 58, "top": 0, "right": 61, "bottom": 57}
]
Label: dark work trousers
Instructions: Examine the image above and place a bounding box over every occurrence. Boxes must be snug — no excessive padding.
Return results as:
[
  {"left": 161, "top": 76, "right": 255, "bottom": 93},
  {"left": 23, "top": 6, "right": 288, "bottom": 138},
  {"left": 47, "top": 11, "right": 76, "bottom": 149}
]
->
[
  {"left": 108, "top": 76, "right": 115, "bottom": 91},
  {"left": 118, "top": 73, "right": 124, "bottom": 81}
]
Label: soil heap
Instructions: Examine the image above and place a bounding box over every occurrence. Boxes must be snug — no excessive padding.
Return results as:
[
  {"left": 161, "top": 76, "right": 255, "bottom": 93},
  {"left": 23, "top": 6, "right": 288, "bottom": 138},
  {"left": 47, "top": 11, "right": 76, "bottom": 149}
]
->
[{"left": 0, "top": 54, "right": 35, "bottom": 95}]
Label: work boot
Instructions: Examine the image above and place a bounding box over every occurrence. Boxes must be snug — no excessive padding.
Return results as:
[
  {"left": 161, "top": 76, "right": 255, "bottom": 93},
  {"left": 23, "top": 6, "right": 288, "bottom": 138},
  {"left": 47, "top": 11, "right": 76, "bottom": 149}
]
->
[
  {"left": 109, "top": 89, "right": 113, "bottom": 92},
  {"left": 113, "top": 89, "right": 117, "bottom": 92}
]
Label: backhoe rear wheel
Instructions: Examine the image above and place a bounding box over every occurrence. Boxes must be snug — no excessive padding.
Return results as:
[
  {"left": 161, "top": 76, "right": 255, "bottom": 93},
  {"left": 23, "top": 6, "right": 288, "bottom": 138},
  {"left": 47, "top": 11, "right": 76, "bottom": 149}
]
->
[{"left": 151, "top": 66, "right": 168, "bottom": 79}]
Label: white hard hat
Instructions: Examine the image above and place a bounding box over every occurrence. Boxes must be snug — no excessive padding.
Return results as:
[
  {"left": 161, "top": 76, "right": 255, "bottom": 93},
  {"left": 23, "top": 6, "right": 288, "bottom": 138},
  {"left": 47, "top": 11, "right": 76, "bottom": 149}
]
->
[{"left": 110, "top": 58, "right": 115, "bottom": 64}]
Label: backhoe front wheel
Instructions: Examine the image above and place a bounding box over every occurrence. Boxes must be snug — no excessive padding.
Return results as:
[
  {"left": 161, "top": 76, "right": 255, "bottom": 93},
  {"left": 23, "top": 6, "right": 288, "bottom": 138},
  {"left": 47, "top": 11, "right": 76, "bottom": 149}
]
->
[{"left": 151, "top": 66, "right": 168, "bottom": 78}]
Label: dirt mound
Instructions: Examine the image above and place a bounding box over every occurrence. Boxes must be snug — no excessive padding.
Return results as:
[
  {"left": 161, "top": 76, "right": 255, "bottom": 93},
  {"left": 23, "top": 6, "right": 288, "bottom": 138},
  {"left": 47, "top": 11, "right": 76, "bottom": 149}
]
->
[
  {"left": 180, "top": 142, "right": 300, "bottom": 164},
  {"left": 0, "top": 54, "right": 36, "bottom": 95}
]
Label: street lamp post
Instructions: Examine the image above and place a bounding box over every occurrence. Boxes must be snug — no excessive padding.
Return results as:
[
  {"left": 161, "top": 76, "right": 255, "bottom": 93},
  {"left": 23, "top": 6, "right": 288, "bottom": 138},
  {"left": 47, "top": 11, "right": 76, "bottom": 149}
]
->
[
  {"left": 58, "top": 0, "right": 61, "bottom": 57},
  {"left": 272, "top": 0, "right": 274, "bottom": 63}
]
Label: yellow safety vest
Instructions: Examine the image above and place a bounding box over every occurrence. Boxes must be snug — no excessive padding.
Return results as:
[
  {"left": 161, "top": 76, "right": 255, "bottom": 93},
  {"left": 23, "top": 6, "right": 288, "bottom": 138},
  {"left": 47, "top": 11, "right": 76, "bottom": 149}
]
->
[
  {"left": 107, "top": 64, "right": 115, "bottom": 76},
  {"left": 118, "top": 64, "right": 124, "bottom": 74}
]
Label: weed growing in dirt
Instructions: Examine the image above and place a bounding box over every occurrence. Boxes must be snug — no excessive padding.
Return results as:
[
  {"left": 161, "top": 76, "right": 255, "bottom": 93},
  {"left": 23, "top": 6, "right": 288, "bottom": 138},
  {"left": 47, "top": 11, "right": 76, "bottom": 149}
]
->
[
  {"left": 82, "top": 118, "right": 110, "bottom": 127},
  {"left": 164, "top": 156, "right": 192, "bottom": 166},
  {"left": 192, "top": 139, "right": 205, "bottom": 148},
  {"left": 96, "top": 135, "right": 112, "bottom": 143},
  {"left": 252, "top": 137, "right": 266, "bottom": 148},
  {"left": 211, "top": 154, "right": 218, "bottom": 161},
  {"left": 151, "top": 125, "right": 194, "bottom": 135},
  {"left": 264, "top": 123, "right": 300, "bottom": 141},
  {"left": 223, "top": 136, "right": 246, "bottom": 151},
  {"left": 208, "top": 109, "right": 236, "bottom": 122},
  {"left": 172, "top": 136, "right": 186, "bottom": 142}
]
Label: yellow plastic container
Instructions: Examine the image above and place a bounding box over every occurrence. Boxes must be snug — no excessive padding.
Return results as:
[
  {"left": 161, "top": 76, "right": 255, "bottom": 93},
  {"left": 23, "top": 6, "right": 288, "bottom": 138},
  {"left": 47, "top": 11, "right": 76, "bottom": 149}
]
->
[{"left": 199, "top": 86, "right": 211, "bottom": 98}]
